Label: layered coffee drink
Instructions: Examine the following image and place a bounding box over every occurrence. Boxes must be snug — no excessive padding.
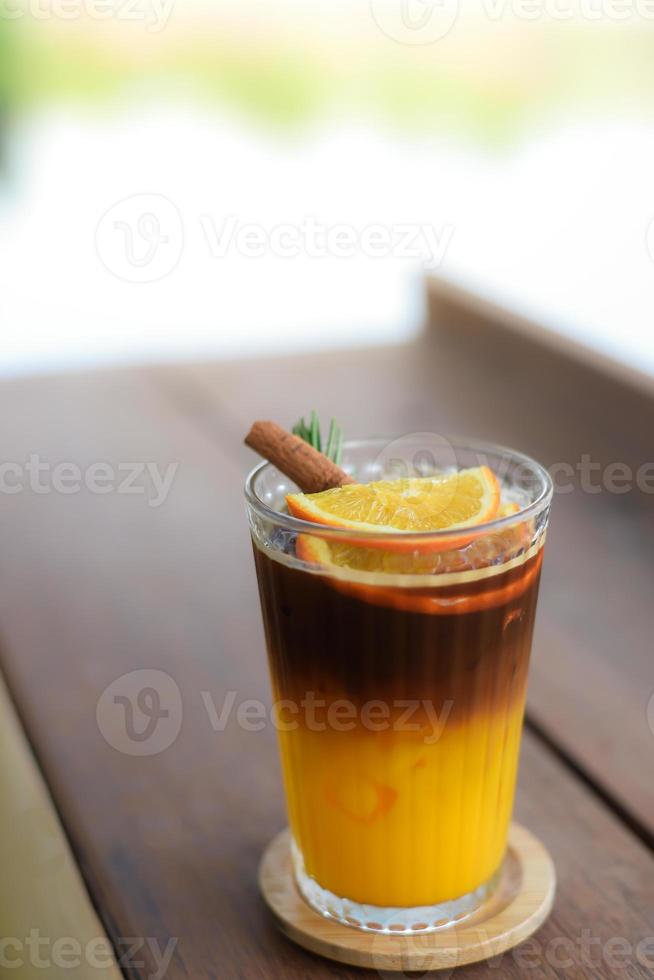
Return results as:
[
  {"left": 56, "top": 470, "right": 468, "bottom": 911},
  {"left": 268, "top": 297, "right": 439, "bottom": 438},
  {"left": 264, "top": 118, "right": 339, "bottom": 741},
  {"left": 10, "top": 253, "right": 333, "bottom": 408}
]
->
[{"left": 246, "top": 437, "right": 551, "bottom": 933}]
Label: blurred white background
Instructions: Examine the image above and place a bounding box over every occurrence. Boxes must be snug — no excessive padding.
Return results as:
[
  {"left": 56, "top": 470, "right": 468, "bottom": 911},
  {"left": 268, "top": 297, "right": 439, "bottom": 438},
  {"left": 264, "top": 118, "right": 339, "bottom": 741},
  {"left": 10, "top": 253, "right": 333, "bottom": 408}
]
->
[{"left": 1, "top": 0, "right": 653, "bottom": 376}]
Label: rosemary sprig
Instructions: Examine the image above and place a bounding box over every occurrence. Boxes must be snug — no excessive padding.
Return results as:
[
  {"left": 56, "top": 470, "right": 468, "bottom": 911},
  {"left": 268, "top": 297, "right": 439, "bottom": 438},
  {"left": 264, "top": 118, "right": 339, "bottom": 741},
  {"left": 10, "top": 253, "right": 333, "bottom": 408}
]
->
[{"left": 293, "top": 411, "right": 343, "bottom": 464}]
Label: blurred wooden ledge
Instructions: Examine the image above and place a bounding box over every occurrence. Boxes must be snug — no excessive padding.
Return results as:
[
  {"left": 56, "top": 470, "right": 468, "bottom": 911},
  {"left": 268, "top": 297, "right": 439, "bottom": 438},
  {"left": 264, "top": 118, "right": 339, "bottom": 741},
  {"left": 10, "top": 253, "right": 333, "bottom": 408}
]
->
[
  {"left": 426, "top": 273, "right": 654, "bottom": 401},
  {"left": 0, "top": 670, "right": 121, "bottom": 979},
  {"left": 425, "top": 273, "right": 654, "bottom": 475}
]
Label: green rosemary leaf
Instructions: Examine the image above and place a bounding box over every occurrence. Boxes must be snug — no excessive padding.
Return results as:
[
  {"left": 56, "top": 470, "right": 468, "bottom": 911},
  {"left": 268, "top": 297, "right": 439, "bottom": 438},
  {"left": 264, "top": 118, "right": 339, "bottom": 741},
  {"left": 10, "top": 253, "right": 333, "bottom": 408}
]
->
[
  {"left": 334, "top": 424, "right": 343, "bottom": 466},
  {"left": 310, "top": 410, "right": 321, "bottom": 452},
  {"left": 325, "top": 418, "right": 337, "bottom": 461},
  {"left": 293, "top": 411, "right": 343, "bottom": 464},
  {"left": 292, "top": 416, "right": 310, "bottom": 444}
]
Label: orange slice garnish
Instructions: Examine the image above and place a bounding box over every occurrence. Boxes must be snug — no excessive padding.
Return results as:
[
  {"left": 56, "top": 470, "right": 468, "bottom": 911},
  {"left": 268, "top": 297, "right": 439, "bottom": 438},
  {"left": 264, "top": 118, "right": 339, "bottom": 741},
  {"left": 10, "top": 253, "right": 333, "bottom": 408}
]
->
[
  {"left": 287, "top": 467, "right": 500, "bottom": 552},
  {"left": 296, "top": 501, "right": 540, "bottom": 615}
]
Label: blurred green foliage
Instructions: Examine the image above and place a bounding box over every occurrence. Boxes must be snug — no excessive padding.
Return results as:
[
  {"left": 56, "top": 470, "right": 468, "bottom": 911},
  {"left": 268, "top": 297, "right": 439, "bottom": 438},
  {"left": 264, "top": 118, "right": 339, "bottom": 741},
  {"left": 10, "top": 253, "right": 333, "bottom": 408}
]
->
[
  {"left": 0, "top": 18, "right": 13, "bottom": 105},
  {"left": 0, "top": 15, "right": 653, "bottom": 144}
]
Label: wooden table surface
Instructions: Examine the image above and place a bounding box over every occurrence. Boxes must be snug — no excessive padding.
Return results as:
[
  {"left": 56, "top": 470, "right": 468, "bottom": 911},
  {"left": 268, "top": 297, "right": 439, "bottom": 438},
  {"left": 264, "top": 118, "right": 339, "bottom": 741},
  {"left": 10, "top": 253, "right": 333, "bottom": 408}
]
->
[{"left": 0, "top": 294, "right": 652, "bottom": 979}]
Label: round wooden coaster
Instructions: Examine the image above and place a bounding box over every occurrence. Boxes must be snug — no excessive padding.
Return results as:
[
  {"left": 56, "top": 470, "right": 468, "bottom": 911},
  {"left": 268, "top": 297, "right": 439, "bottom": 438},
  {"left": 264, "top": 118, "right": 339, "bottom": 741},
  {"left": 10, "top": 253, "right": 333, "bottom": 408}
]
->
[{"left": 259, "top": 825, "right": 555, "bottom": 972}]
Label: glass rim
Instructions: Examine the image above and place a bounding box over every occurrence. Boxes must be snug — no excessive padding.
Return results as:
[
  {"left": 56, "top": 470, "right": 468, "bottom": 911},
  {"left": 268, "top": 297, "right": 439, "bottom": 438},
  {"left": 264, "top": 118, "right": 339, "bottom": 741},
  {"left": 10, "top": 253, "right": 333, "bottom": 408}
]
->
[{"left": 244, "top": 435, "right": 553, "bottom": 544}]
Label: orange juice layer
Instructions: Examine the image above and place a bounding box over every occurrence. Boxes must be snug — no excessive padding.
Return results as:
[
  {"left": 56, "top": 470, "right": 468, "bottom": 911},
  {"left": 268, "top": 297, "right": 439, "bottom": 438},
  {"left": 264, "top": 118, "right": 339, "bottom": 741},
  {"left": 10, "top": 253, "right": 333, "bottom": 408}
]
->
[
  {"left": 277, "top": 702, "right": 525, "bottom": 907},
  {"left": 254, "top": 535, "right": 544, "bottom": 910}
]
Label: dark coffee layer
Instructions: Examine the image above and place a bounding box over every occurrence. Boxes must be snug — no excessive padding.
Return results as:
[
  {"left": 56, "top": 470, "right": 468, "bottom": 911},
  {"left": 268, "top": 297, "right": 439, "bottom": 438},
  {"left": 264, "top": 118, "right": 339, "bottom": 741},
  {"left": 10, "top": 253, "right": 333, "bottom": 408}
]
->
[{"left": 254, "top": 542, "right": 542, "bottom": 729}]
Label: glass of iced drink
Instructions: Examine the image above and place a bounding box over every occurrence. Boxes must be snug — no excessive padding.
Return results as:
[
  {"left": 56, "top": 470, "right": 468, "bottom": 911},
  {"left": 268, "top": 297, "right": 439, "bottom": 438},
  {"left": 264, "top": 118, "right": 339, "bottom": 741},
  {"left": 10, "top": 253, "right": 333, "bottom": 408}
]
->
[{"left": 246, "top": 437, "right": 552, "bottom": 933}]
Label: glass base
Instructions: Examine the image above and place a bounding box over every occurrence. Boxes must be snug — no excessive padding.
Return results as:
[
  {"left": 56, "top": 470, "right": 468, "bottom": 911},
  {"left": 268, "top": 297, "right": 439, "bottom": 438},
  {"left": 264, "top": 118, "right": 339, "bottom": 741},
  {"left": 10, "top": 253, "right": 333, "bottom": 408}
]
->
[{"left": 291, "top": 838, "right": 502, "bottom": 935}]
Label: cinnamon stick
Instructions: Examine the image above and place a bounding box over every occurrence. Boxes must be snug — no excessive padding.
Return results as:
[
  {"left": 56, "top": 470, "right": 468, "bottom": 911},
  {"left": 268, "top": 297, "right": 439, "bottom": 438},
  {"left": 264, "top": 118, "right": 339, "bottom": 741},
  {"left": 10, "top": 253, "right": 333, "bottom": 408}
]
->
[{"left": 245, "top": 420, "right": 354, "bottom": 493}]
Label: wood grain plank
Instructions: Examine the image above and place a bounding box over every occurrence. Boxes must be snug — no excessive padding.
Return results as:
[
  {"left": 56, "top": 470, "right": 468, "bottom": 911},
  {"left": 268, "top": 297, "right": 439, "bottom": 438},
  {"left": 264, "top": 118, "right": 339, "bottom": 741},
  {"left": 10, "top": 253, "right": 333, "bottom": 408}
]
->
[
  {"left": 0, "top": 368, "right": 651, "bottom": 978},
  {"left": 147, "top": 318, "right": 654, "bottom": 840},
  {"left": 0, "top": 671, "right": 122, "bottom": 979}
]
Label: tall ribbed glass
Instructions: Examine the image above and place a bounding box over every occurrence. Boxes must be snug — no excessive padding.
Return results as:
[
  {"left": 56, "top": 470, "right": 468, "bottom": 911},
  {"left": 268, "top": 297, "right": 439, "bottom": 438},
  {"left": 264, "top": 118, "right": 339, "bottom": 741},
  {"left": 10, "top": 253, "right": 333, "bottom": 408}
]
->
[{"left": 246, "top": 438, "right": 552, "bottom": 934}]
